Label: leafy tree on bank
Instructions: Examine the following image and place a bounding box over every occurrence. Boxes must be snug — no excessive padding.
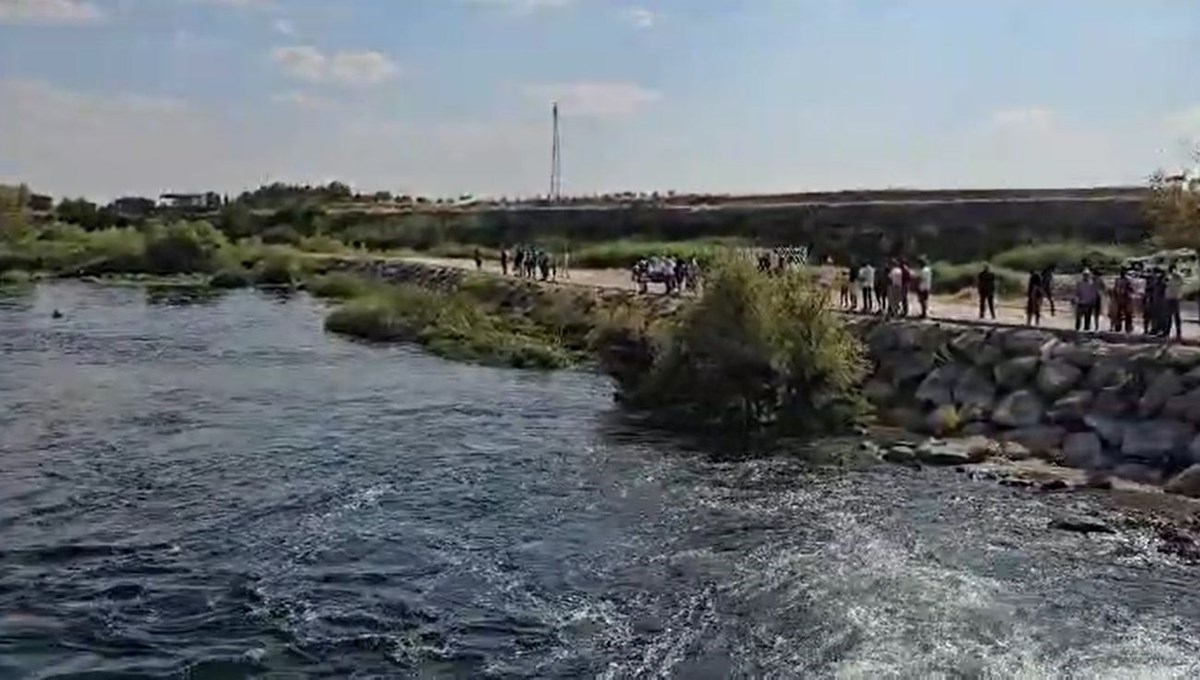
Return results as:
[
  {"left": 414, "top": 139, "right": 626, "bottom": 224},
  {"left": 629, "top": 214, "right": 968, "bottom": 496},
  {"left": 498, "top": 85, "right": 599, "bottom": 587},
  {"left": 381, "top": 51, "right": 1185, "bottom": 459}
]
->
[
  {"left": 1146, "top": 148, "right": 1200, "bottom": 249},
  {"left": 0, "top": 184, "right": 31, "bottom": 240}
]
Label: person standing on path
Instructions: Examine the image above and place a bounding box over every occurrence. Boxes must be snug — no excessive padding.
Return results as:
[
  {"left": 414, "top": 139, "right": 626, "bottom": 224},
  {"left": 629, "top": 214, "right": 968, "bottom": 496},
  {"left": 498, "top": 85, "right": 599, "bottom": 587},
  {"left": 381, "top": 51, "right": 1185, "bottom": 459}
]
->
[
  {"left": 886, "top": 260, "right": 904, "bottom": 318},
  {"left": 1074, "top": 270, "right": 1100, "bottom": 331},
  {"left": 1167, "top": 267, "right": 1184, "bottom": 340},
  {"left": 1112, "top": 269, "right": 1133, "bottom": 333},
  {"left": 1025, "top": 269, "right": 1043, "bottom": 326},
  {"left": 859, "top": 262, "right": 875, "bottom": 314},
  {"left": 874, "top": 261, "right": 888, "bottom": 313},
  {"left": 1041, "top": 265, "right": 1057, "bottom": 316},
  {"left": 916, "top": 258, "right": 932, "bottom": 319},
  {"left": 977, "top": 264, "right": 997, "bottom": 320},
  {"left": 500, "top": 246, "right": 510, "bottom": 276},
  {"left": 1134, "top": 272, "right": 1148, "bottom": 333},
  {"left": 473, "top": 247, "right": 483, "bottom": 271},
  {"left": 899, "top": 259, "right": 913, "bottom": 317},
  {"left": 562, "top": 248, "right": 571, "bottom": 280}
]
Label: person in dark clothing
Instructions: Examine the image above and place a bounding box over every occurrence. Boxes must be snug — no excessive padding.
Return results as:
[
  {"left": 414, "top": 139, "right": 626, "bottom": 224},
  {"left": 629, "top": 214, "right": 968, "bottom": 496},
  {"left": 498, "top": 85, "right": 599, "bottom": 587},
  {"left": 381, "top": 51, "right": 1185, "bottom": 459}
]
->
[
  {"left": 874, "top": 262, "right": 888, "bottom": 314},
  {"left": 847, "top": 263, "right": 860, "bottom": 310},
  {"left": 473, "top": 247, "right": 483, "bottom": 271},
  {"left": 1041, "top": 265, "right": 1056, "bottom": 316},
  {"left": 1112, "top": 269, "right": 1133, "bottom": 333},
  {"left": 1145, "top": 269, "right": 1165, "bottom": 336},
  {"left": 899, "top": 260, "right": 912, "bottom": 317},
  {"left": 1025, "top": 270, "right": 1043, "bottom": 326},
  {"left": 500, "top": 246, "right": 510, "bottom": 276},
  {"left": 977, "top": 264, "right": 997, "bottom": 320},
  {"left": 1167, "top": 267, "right": 1184, "bottom": 340},
  {"left": 514, "top": 248, "right": 525, "bottom": 278}
]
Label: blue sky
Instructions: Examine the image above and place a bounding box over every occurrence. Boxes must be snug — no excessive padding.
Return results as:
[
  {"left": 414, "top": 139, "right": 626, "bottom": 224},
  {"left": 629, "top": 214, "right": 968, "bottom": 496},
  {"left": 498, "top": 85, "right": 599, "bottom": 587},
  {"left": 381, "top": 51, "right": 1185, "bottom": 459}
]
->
[{"left": 1, "top": 0, "right": 1198, "bottom": 200}]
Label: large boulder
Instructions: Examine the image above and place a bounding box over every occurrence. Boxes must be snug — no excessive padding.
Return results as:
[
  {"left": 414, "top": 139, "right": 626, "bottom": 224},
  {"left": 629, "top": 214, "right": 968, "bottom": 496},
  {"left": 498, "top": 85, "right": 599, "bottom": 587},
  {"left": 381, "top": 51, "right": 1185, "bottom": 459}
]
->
[
  {"left": 949, "top": 330, "right": 988, "bottom": 362},
  {"left": 1182, "top": 365, "right": 1200, "bottom": 388},
  {"left": 915, "top": 365, "right": 962, "bottom": 407},
  {"left": 994, "top": 356, "right": 1040, "bottom": 390},
  {"left": 1046, "top": 391, "right": 1094, "bottom": 426},
  {"left": 1165, "top": 464, "right": 1200, "bottom": 497},
  {"left": 1035, "top": 360, "right": 1083, "bottom": 399},
  {"left": 1163, "top": 388, "right": 1200, "bottom": 424},
  {"left": 1003, "top": 425, "right": 1067, "bottom": 456},
  {"left": 886, "top": 351, "right": 937, "bottom": 386},
  {"left": 1189, "top": 435, "right": 1200, "bottom": 465},
  {"left": 991, "top": 390, "right": 1045, "bottom": 429},
  {"left": 865, "top": 323, "right": 900, "bottom": 354},
  {"left": 1083, "top": 413, "right": 1127, "bottom": 448},
  {"left": 1121, "top": 420, "right": 1194, "bottom": 461},
  {"left": 1085, "top": 361, "right": 1132, "bottom": 391},
  {"left": 1112, "top": 463, "right": 1164, "bottom": 486},
  {"left": 1049, "top": 341, "right": 1101, "bottom": 369},
  {"left": 863, "top": 379, "right": 898, "bottom": 407},
  {"left": 885, "top": 407, "right": 926, "bottom": 432},
  {"left": 1139, "top": 370, "right": 1184, "bottom": 417},
  {"left": 924, "top": 404, "right": 961, "bottom": 436},
  {"left": 1090, "top": 386, "right": 1132, "bottom": 418},
  {"left": 1062, "top": 432, "right": 1104, "bottom": 469},
  {"left": 1163, "top": 346, "right": 1200, "bottom": 370},
  {"left": 953, "top": 367, "right": 996, "bottom": 412},
  {"left": 1002, "top": 329, "right": 1055, "bottom": 356}
]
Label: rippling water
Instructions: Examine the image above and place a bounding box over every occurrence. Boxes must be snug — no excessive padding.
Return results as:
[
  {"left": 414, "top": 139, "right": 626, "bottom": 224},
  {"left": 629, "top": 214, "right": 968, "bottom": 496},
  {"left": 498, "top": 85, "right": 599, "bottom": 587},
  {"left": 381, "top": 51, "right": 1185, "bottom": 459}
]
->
[{"left": 3, "top": 283, "right": 1200, "bottom": 678}]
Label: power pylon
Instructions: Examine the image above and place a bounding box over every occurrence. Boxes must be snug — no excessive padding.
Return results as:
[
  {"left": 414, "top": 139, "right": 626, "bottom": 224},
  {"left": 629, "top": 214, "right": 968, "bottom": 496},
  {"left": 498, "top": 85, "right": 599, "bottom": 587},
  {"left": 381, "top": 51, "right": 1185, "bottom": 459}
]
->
[{"left": 549, "top": 102, "right": 562, "bottom": 202}]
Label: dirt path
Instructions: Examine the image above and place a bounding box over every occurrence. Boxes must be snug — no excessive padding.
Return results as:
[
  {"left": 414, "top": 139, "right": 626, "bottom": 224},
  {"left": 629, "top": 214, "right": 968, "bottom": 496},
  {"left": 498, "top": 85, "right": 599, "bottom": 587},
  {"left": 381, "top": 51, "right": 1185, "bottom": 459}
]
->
[{"left": 390, "top": 255, "right": 1200, "bottom": 341}]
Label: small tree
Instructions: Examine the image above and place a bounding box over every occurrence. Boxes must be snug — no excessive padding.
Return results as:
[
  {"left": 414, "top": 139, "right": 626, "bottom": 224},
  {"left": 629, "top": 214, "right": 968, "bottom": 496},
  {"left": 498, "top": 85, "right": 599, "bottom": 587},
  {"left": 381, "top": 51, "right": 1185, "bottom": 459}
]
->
[{"left": 1146, "top": 147, "right": 1200, "bottom": 249}]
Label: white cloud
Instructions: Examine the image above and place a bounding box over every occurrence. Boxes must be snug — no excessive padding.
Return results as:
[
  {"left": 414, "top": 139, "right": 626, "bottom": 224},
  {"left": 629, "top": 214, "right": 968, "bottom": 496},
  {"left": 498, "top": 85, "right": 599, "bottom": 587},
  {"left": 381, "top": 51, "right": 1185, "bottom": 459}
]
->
[
  {"left": 271, "top": 45, "right": 400, "bottom": 87},
  {"left": 988, "top": 106, "right": 1056, "bottom": 132},
  {"left": 272, "top": 90, "right": 331, "bottom": 110},
  {"left": 272, "top": 17, "right": 295, "bottom": 36},
  {"left": 464, "top": 0, "right": 573, "bottom": 13},
  {"left": 526, "top": 81, "right": 661, "bottom": 117},
  {"left": 0, "top": 0, "right": 102, "bottom": 25},
  {"left": 623, "top": 7, "right": 654, "bottom": 29}
]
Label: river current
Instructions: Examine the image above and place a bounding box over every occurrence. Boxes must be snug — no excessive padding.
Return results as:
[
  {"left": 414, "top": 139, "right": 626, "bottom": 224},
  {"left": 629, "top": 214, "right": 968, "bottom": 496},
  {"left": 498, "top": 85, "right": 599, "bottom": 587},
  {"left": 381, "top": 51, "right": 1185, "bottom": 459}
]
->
[{"left": 3, "top": 283, "right": 1200, "bottom": 678}]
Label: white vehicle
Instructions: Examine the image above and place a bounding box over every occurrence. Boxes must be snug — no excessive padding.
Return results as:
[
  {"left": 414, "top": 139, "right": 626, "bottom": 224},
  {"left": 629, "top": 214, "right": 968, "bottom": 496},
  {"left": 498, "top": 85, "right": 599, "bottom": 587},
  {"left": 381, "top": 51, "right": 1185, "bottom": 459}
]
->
[{"left": 1121, "top": 248, "right": 1199, "bottom": 280}]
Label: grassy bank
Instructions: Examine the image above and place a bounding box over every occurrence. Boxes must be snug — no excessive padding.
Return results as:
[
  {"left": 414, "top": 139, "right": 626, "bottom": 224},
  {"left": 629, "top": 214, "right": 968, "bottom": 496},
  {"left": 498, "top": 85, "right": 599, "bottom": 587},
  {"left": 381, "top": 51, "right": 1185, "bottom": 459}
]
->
[
  {"left": 320, "top": 272, "right": 596, "bottom": 370},
  {"left": 0, "top": 221, "right": 321, "bottom": 288}
]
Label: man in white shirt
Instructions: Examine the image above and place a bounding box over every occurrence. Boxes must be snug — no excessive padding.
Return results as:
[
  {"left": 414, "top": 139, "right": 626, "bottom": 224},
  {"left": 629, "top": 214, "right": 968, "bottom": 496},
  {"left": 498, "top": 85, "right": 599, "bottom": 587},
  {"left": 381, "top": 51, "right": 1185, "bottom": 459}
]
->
[
  {"left": 887, "top": 261, "right": 903, "bottom": 317},
  {"left": 917, "top": 258, "right": 933, "bottom": 319},
  {"left": 859, "top": 263, "right": 876, "bottom": 313}
]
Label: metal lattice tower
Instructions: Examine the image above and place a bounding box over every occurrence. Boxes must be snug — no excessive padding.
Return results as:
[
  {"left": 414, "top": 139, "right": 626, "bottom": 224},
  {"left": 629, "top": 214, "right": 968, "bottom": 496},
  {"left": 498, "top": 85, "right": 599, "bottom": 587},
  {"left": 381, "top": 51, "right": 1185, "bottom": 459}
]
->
[{"left": 549, "top": 102, "right": 562, "bottom": 202}]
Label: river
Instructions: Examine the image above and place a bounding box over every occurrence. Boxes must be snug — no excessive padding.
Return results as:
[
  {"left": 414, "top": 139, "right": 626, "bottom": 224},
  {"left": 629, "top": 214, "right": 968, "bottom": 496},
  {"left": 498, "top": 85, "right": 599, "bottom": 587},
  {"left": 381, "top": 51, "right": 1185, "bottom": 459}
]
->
[{"left": 2, "top": 282, "right": 1200, "bottom": 679}]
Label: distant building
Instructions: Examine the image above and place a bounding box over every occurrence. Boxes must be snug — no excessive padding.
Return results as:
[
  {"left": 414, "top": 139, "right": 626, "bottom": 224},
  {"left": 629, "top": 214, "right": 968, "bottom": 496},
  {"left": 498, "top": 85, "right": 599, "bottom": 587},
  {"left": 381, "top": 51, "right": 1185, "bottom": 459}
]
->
[
  {"left": 27, "top": 193, "right": 53, "bottom": 211},
  {"left": 159, "top": 192, "right": 222, "bottom": 210},
  {"left": 111, "top": 196, "right": 157, "bottom": 218}
]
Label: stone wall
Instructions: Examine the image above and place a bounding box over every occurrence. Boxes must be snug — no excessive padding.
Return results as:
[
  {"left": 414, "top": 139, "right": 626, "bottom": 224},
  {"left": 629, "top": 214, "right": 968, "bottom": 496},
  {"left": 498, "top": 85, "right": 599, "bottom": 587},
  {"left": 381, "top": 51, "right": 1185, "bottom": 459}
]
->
[{"left": 855, "top": 318, "right": 1200, "bottom": 485}]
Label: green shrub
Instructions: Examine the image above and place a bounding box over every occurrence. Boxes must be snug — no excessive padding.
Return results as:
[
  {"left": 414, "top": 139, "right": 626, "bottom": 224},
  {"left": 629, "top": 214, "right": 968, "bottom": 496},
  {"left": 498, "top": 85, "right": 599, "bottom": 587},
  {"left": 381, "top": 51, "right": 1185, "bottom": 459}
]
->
[
  {"left": 260, "top": 224, "right": 303, "bottom": 246},
  {"left": 307, "top": 272, "right": 377, "bottom": 300},
  {"left": 323, "top": 283, "right": 577, "bottom": 369},
  {"left": 931, "top": 261, "right": 1025, "bottom": 296},
  {"left": 252, "top": 248, "right": 304, "bottom": 286},
  {"left": 571, "top": 238, "right": 744, "bottom": 270},
  {"left": 991, "top": 242, "right": 1141, "bottom": 274},
  {"left": 142, "top": 221, "right": 229, "bottom": 274},
  {"left": 605, "top": 255, "right": 869, "bottom": 438},
  {"left": 209, "top": 268, "right": 253, "bottom": 289}
]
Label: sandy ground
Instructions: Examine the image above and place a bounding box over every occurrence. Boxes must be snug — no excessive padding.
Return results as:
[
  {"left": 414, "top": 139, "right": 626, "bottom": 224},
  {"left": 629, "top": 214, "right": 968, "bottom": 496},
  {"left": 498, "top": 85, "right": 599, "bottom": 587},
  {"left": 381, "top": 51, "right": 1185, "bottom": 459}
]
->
[{"left": 396, "top": 255, "right": 1200, "bottom": 340}]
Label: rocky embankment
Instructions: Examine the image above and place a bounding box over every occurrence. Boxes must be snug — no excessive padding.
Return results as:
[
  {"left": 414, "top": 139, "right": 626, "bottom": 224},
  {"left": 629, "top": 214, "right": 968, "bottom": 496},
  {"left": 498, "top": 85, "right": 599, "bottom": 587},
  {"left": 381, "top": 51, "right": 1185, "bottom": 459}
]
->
[
  {"left": 857, "top": 318, "right": 1200, "bottom": 497},
  {"left": 327, "top": 257, "right": 1200, "bottom": 499}
]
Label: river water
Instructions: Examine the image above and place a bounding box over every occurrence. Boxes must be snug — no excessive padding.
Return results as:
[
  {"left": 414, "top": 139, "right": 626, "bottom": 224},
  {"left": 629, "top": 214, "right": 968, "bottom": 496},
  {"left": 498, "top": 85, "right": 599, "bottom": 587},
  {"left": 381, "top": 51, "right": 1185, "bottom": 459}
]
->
[{"left": 3, "top": 283, "right": 1200, "bottom": 679}]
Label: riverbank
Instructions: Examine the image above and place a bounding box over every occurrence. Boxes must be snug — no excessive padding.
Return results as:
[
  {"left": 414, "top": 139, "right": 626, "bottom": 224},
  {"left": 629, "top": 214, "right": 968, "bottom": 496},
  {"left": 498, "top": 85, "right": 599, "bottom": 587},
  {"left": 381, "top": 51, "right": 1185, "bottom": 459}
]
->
[{"left": 319, "top": 257, "right": 1200, "bottom": 498}]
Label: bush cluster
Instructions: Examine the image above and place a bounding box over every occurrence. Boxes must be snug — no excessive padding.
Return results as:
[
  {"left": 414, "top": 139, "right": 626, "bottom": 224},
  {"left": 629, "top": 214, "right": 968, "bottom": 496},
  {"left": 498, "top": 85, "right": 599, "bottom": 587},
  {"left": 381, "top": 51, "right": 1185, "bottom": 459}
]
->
[{"left": 601, "top": 255, "right": 870, "bottom": 437}]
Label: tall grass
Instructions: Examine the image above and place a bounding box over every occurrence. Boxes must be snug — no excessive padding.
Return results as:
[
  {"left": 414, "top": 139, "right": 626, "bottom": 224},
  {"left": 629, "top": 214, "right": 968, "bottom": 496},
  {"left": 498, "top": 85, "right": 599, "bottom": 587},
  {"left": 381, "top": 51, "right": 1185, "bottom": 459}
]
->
[
  {"left": 990, "top": 241, "right": 1142, "bottom": 274},
  {"left": 324, "top": 283, "right": 577, "bottom": 369},
  {"left": 570, "top": 238, "right": 746, "bottom": 269},
  {"left": 931, "top": 261, "right": 1025, "bottom": 296}
]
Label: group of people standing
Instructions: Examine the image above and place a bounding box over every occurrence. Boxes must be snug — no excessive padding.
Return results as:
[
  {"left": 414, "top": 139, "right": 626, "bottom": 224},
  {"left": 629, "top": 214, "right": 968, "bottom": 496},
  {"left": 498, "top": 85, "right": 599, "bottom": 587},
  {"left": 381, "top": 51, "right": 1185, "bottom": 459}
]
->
[
  {"left": 495, "top": 245, "right": 567, "bottom": 282},
  {"left": 1068, "top": 266, "right": 1185, "bottom": 338},
  {"left": 833, "top": 257, "right": 934, "bottom": 319},
  {"left": 632, "top": 256, "right": 701, "bottom": 294},
  {"left": 1014, "top": 263, "right": 1185, "bottom": 339}
]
